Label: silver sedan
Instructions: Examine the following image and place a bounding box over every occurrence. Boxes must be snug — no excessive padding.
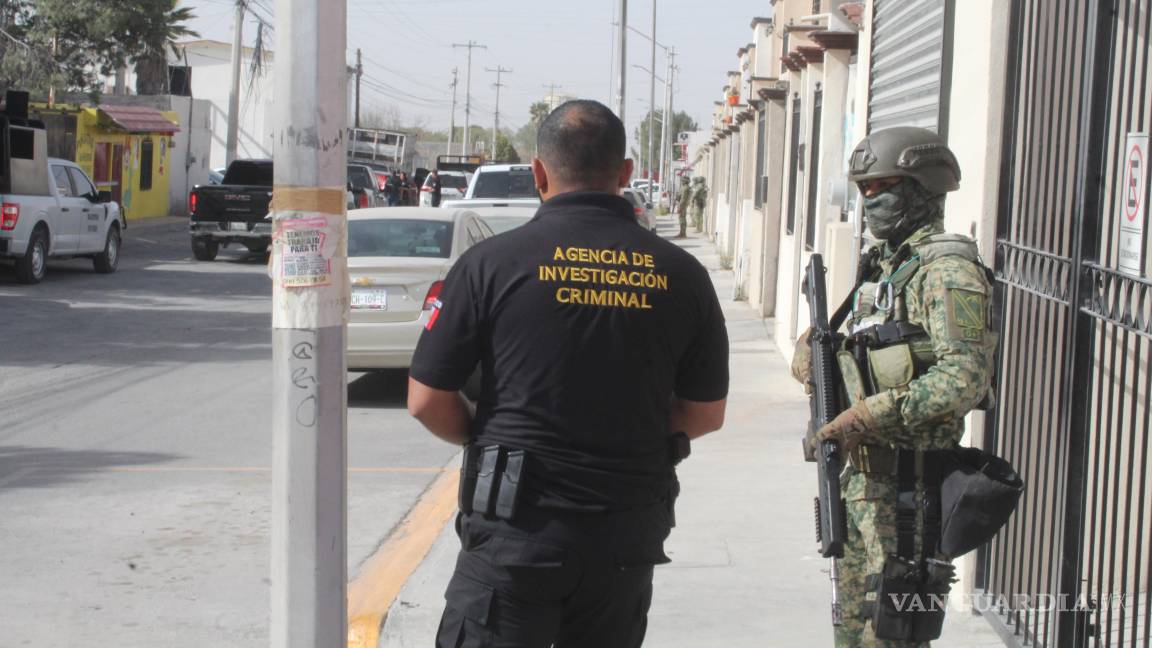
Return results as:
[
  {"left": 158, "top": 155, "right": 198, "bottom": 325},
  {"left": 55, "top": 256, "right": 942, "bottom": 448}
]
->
[{"left": 346, "top": 207, "right": 494, "bottom": 370}]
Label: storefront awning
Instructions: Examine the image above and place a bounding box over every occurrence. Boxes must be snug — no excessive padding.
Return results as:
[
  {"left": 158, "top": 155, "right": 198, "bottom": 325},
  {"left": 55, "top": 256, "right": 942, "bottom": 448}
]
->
[{"left": 98, "top": 106, "right": 179, "bottom": 134}]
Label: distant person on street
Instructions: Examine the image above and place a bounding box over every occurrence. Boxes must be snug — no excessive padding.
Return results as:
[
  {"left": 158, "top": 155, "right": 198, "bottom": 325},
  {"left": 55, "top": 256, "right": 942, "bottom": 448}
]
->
[
  {"left": 407, "top": 99, "right": 729, "bottom": 648},
  {"left": 691, "top": 176, "right": 708, "bottom": 232},
  {"left": 676, "top": 177, "right": 693, "bottom": 238},
  {"left": 385, "top": 172, "right": 400, "bottom": 206},
  {"left": 428, "top": 169, "right": 443, "bottom": 207}
]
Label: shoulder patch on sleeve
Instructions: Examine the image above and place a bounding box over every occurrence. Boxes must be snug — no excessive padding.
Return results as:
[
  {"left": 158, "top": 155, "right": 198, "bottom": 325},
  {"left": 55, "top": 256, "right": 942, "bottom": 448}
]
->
[{"left": 946, "top": 288, "right": 985, "bottom": 342}]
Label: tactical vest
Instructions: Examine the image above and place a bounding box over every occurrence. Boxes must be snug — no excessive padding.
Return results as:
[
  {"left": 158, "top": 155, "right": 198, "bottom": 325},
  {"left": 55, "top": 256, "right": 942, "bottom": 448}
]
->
[{"left": 838, "top": 232, "right": 995, "bottom": 406}]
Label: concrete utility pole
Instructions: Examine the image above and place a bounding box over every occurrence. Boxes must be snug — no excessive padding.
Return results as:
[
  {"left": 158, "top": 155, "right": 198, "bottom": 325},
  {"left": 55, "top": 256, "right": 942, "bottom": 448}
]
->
[
  {"left": 658, "top": 48, "right": 675, "bottom": 203},
  {"left": 447, "top": 67, "right": 458, "bottom": 156},
  {"left": 354, "top": 48, "right": 363, "bottom": 129},
  {"left": 543, "top": 82, "right": 563, "bottom": 111},
  {"left": 615, "top": 0, "right": 627, "bottom": 124},
  {"left": 487, "top": 65, "right": 512, "bottom": 157},
  {"left": 269, "top": 0, "right": 348, "bottom": 645},
  {"left": 666, "top": 61, "right": 679, "bottom": 203},
  {"left": 453, "top": 41, "right": 487, "bottom": 155},
  {"left": 226, "top": 0, "right": 245, "bottom": 165},
  {"left": 646, "top": 0, "right": 657, "bottom": 203}
]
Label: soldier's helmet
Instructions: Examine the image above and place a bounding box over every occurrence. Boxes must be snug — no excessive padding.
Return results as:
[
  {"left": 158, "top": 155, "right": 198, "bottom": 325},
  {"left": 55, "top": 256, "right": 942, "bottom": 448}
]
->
[
  {"left": 848, "top": 127, "right": 961, "bottom": 194},
  {"left": 692, "top": 176, "right": 704, "bottom": 184}
]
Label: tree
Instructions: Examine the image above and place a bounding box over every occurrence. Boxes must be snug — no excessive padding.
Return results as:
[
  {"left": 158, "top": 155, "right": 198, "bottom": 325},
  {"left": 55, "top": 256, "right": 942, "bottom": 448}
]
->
[
  {"left": 493, "top": 132, "right": 519, "bottom": 163},
  {"left": 0, "top": 0, "right": 199, "bottom": 97},
  {"left": 529, "top": 100, "right": 549, "bottom": 128},
  {"left": 633, "top": 109, "right": 698, "bottom": 176},
  {"left": 131, "top": 1, "right": 198, "bottom": 95}
]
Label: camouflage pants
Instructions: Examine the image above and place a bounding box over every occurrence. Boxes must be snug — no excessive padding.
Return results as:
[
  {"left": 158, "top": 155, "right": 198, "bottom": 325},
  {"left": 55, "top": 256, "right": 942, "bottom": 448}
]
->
[
  {"left": 836, "top": 471, "right": 933, "bottom": 648},
  {"left": 677, "top": 207, "right": 688, "bottom": 235},
  {"left": 691, "top": 205, "right": 704, "bottom": 231}
]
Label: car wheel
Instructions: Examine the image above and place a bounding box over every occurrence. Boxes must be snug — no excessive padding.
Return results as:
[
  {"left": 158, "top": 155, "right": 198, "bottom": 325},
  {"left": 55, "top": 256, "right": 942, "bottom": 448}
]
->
[
  {"left": 93, "top": 225, "right": 120, "bottom": 273},
  {"left": 191, "top": 237, "right": 219, "bottom": 261},
  {"left": 15, "top": 226, "right": 48, "bottom": 284},
  {"left": 244, "top": 241, "right": 269, "bottom": 254}
]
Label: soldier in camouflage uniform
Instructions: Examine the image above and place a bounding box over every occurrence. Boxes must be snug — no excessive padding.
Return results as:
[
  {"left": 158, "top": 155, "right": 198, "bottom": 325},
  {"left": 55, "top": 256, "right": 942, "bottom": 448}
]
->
[
  {"left": 690, "top": 177, "right": 708, "bottom": 232},
  {"left": 791, "top": 127, "right": 996, "bottom": 647},
  {"left": 675, "top": 178, "right": 693, "bottom": 238}
]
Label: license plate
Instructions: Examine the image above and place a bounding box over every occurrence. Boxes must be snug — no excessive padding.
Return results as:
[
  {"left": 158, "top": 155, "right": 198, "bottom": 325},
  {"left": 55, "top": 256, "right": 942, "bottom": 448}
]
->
[
  {"left": 229, "top": 222, "right": 249, "bottom": 231},
  {"left": 351, "top": 288, "right": 388, "bottom": 310}
]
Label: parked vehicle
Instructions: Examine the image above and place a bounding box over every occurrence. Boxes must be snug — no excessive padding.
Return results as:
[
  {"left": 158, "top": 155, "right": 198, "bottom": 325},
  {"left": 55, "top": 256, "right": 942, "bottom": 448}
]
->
[
  {"left": 464, "top": 164, "right": 540, "bottom": 201},
  {"left": 471, "top": 205, "right": 537, "bottom": 234},
  {"left": 188, "top": 159, "right": 273, "bottom": 260},
  {"left": 420, "top": 171, "right": 470, "bottom": 207},
  {"left": 0, "top": 104, "right": 124, "bottom": 284},
  {"left": 621, "top": 188, "right": 656, "bottom": 232},
  {"left": 346, "top": 207, "right": 494, "bottom": 370},
  {"left": 347, "top": 164, "right": 385, "bottom": 207}
]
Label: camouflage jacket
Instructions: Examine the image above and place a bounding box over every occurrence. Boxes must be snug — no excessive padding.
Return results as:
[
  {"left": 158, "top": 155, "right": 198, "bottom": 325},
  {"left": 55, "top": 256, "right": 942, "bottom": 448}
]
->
[
  {"left": 692, "top": 184, "right": 708, "bottom": 208},
  {"left": 851, "top": 222, "right": 996, "bottom": 449}
]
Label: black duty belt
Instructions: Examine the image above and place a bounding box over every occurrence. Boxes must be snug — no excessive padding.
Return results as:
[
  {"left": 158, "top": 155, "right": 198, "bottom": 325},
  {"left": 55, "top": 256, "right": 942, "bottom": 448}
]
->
[{"left": 853, "top": 321, "right": 927, "bottom": 346}]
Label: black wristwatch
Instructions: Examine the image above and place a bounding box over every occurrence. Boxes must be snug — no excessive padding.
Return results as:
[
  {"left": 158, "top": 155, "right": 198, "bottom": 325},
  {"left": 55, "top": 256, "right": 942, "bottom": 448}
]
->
[{"left": 669, "top": 431, "right": 691, "bottom": 466}]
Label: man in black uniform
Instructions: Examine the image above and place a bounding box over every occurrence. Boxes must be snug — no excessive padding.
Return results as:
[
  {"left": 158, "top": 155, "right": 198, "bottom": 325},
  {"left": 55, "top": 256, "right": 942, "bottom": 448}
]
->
[
  {"left": 407, "top": 99, "right": 730, "bottom": 648},
  {"left": 428, "top": 168, "right": 443, "bottom": 207}
]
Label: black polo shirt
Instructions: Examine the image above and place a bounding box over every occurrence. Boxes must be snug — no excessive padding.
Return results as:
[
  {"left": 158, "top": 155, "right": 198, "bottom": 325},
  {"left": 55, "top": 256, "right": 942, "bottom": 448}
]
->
[{"left": 410, "top": 191, "right": 729, "bottom": 512}]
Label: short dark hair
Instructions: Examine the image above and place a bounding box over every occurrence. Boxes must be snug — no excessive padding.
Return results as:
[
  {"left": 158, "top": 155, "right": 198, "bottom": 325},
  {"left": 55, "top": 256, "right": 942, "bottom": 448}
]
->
[{"left": 536, "top": 100, "right": 626, "bottom": 186}]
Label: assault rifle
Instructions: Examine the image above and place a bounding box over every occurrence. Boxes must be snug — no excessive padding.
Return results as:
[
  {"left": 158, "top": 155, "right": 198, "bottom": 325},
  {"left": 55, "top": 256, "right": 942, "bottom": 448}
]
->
[{"left": 801, "top": 254, "right": 848, "bottom": 626}]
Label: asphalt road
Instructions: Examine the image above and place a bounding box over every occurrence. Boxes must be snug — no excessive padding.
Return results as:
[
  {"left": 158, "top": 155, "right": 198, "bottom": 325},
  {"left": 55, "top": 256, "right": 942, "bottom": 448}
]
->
[{"left": 0, "top": 217, "right": 459, "bottom": 647}]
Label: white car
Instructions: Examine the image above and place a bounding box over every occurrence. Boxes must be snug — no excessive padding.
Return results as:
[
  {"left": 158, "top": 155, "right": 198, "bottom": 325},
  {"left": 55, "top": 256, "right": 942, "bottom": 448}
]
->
[
  {"left": 621, "top": 188, "right": 656, "bottom": 232},
  {"left": 462, "top": 164, "right": 540, "bottom": 202},
  {"left": 470, "top": 205, "right": 538, "bottom": 235},
  {"left": 346, "top": 207, "right": 494, "bottom": 370},
  {"left": 420, "top": 171, "right": 471, "bottom": 207}
]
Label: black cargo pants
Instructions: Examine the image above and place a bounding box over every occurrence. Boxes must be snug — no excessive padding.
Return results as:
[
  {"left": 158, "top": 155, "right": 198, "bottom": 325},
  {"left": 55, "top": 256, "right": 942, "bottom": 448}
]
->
[{"left": 436, "top": 504, "right": 672, "bottom": 648}]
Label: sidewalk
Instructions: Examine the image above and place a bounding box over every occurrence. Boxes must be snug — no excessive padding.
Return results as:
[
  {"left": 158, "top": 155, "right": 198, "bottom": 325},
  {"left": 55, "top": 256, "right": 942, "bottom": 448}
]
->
[{"left": 377, "top": 219, "right": 1005, "bottom": 647}]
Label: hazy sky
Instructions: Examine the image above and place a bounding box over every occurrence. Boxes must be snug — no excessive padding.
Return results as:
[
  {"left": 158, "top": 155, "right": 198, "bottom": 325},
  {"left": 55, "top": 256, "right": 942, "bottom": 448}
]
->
[{"left": 184, "top": 0, "right": 770, "bottom": 143}]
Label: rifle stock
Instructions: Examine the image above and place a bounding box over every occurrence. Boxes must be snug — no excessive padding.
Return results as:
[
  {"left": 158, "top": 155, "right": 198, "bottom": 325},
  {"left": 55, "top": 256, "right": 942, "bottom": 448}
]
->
[{"left": 801, "top": 254, "right": 848, "bottom": 626}]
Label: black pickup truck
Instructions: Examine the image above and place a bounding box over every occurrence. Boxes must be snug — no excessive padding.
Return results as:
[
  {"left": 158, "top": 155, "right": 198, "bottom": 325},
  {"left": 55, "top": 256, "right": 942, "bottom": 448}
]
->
[{"left": 189, "top": 159, "right": 273, "bottom": 260}]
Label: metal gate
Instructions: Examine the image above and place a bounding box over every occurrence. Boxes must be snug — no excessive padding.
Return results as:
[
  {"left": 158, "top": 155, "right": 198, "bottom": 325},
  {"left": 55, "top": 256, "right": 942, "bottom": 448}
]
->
[
  {"left": 981, "top": 1, "right": 1152, "bottom": 646},
  {"left": 868, "top": 0, "right": 947, "bottom": 132}
]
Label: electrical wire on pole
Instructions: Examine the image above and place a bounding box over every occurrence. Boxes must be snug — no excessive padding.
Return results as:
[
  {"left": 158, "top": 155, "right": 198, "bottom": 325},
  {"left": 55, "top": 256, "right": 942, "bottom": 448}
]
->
[
  {"left": 487, "top": 65, "right": 512, "bottom": 158},
  {"left": 447, "top": 67, "right": 458, "bottom": 156},
  {"left": 453, "top": 41, "right": 487, "bottom": 155}
]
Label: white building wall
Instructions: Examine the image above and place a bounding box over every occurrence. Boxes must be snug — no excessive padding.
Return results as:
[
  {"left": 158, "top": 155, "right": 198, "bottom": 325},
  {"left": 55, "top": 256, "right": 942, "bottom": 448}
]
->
[
  {"left": 167, "top": 96, "right": 214, "bottom": 213},
  {"left": 122, "top": 42, "right": 278, "bottom": 169},
  {"left": 941, "top": 0, "right": 1012, "bottom": 603}
]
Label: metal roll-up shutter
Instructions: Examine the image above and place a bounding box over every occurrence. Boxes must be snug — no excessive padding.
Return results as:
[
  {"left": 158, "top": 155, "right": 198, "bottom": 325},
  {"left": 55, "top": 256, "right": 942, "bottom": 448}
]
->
[{"left": 868, "top": 0, "right": 946, "bottom": 132}]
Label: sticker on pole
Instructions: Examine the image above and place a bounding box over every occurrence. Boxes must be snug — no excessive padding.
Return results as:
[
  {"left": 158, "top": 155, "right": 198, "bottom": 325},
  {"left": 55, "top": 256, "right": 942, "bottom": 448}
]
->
[
  {"left": 279, "top": 216, "right": 332, "bottom": 287},
  {"left": 1119, "top": 133, "right": 1149, "bottom": 277}
]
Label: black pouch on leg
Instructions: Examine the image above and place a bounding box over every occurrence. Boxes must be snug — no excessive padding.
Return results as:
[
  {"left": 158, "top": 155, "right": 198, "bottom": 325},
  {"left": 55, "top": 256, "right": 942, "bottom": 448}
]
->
[
  {"left": 494, "top": 450, "right": 524, "bottom": 521},
  {"left": 910, "top": 559, "right": 955, "bottom": 641},
  {"left": 870, "top": 555, "right": 918, "bottom": 641}
]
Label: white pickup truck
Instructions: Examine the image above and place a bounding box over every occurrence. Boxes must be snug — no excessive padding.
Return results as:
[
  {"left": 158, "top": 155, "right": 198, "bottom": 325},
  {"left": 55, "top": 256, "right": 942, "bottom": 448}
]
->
[{"left": 0, "top": 115, "right": 123, "bottom": 284}]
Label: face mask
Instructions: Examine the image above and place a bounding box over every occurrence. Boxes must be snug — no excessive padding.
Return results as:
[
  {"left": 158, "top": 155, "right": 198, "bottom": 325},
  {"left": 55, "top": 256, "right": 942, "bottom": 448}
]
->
[{"left": 862, "top": 180, "right": 940, "bottom": 242}]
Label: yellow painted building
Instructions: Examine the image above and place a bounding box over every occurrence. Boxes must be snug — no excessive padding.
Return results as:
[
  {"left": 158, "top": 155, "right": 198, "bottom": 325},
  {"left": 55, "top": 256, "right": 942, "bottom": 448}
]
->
[{"left": 32, "top": 103, "right": 180, "bottom": 221}]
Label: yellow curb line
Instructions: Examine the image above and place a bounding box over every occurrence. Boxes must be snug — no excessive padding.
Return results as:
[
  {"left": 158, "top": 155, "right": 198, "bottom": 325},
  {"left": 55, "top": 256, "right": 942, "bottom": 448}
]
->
[{"left": 347, "top": 464, "right": 460, "bottom": 648}]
